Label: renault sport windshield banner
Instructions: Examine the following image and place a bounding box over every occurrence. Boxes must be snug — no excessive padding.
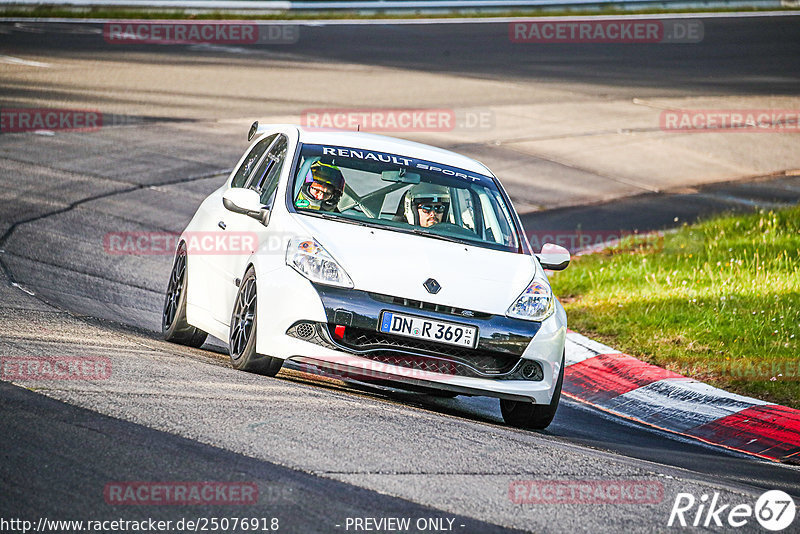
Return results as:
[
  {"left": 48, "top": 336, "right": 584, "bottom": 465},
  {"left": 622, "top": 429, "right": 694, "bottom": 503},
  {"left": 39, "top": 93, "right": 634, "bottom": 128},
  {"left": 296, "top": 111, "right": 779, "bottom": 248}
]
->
[{"left": 301, "top": 144, "right": 494, "bottom": 186}]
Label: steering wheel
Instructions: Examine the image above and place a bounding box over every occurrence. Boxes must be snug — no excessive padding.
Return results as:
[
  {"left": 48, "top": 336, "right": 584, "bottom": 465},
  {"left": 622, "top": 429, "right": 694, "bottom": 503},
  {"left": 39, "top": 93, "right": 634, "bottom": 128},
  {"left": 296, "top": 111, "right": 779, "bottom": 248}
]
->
[{"left": 432, "top": 222, "right": 477, "bottom": 238}]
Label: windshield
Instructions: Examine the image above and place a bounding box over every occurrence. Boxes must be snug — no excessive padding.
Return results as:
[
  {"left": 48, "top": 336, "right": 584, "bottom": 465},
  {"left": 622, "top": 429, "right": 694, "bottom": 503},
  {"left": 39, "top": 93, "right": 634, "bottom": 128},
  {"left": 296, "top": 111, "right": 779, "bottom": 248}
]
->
[{"left": 289, "top": 144, "right": 522, "bottom": 253}]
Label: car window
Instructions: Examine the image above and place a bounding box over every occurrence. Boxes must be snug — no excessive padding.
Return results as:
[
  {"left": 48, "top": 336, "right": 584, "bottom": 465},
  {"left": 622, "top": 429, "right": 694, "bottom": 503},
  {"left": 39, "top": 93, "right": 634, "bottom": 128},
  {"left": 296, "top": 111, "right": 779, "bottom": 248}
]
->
[
  {"left": 289, "top": 143, "right": 522, "bottom": 253},
  {"left": 231, "top": 134, "right": 277, "bottom": 188},
  {"left": 451, "top": 188, "right": 477, "bottom": 232},
  {"left": 247, "top": 135, "right": 288, "bottom": 207}
]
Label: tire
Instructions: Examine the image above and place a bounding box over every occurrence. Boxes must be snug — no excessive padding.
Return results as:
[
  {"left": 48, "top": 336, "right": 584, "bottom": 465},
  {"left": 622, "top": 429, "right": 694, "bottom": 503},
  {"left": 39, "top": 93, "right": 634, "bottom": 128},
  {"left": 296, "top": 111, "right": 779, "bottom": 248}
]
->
[
  {"left": 500, "top": 352, "right": 565, "bottom": 430},
  {"left": 163, "top": 243, "right": 208, "bottom": 348},
  {"left": 228, "top": 267, "right": 283, "bottom": 376}
]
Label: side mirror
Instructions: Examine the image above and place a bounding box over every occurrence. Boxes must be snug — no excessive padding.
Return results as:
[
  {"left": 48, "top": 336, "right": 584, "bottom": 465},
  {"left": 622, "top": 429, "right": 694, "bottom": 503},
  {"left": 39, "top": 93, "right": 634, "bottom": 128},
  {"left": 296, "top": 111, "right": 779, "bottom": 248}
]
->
[
  {"left": 222, "top": 189, "right": 267, "bottom": 222},
  {"left": 247, "top": 121, "right": 259, "bottom": 141},
  {"left": 536, "top": 243, "right": 570, "bottom": 271}
]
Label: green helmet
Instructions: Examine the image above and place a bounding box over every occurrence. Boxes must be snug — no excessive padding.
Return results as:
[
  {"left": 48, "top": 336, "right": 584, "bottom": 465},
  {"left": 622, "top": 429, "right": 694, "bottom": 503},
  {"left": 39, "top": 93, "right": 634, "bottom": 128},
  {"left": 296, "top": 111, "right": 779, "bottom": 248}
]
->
[{"left": 297, "top": 162, "right": 345, "bottom": 211}]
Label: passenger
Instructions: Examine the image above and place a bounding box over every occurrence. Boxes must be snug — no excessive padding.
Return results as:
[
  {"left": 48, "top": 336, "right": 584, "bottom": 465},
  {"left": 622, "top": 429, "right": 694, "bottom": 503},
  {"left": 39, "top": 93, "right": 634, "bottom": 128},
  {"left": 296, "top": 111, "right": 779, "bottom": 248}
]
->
[{"left": 404, "top": 183, "right": 450, "bottom": 228}]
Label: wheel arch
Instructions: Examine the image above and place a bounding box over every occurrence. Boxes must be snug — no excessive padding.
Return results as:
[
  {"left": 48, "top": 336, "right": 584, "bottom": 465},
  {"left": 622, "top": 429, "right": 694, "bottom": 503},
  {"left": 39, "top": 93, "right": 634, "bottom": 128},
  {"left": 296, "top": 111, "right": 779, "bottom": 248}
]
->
[{"left": 179, "top": 239, "right": 200, "bottom": 311}]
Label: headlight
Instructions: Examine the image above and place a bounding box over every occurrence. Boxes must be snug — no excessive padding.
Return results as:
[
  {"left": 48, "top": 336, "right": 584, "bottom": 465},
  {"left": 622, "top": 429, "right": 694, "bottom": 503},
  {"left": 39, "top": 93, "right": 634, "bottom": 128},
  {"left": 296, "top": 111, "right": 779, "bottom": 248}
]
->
[
  {"left": 506, "top": 274, "right": 554, "bottom": 322},
  {"left": 286, "top": 237, "right": 354, "bottom": 288}
]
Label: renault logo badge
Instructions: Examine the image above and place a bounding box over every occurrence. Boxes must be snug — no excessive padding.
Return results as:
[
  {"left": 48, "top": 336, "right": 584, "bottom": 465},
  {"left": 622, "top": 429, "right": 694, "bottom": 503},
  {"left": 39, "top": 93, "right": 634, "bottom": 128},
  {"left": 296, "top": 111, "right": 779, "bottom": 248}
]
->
[{"left": 423, "top": 278, "right": 441, "bottom": 294}]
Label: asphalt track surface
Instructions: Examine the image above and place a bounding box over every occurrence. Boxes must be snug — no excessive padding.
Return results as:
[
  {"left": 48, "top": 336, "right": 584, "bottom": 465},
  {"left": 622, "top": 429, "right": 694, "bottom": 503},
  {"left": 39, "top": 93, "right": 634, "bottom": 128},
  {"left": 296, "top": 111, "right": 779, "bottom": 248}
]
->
[
  {"left": 1, "top": 15, "right": 800, "bottom": 533},
  {"left": 4, "top": 15, "right": 800, "bottom": 96}
]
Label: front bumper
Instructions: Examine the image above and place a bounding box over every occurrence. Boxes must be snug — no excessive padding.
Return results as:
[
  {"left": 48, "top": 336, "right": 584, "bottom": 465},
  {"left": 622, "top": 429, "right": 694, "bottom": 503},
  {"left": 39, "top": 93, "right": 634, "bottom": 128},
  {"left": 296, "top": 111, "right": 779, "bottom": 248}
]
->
[
  {"left": 292, "top": 284, "right": 541, "bottom": 377},
  {"left": 276, "top": 282, "right": 566, "bottom": 403}
]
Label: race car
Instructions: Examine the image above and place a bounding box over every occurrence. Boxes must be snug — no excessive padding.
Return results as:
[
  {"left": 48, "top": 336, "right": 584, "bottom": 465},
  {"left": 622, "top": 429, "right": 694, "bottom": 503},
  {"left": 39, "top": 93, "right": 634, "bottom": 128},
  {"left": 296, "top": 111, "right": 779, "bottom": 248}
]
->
[{"left": 162, "top": 123, "right": 571, "bottom": 429}]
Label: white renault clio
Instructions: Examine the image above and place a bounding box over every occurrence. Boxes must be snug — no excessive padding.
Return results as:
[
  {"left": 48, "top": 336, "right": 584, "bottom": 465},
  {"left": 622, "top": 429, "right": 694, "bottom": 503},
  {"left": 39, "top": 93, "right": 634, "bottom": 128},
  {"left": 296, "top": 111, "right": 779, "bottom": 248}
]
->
[{"left": 163, "top": 123, "right": 570, "bottom": 429}]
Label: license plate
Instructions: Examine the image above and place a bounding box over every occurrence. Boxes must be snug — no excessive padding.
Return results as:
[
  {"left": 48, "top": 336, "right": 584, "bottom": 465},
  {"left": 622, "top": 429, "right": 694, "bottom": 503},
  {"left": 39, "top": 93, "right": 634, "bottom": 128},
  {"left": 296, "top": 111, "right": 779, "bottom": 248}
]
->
[{"left": 379, "top": 311, "right": 477, "bottom": 348}]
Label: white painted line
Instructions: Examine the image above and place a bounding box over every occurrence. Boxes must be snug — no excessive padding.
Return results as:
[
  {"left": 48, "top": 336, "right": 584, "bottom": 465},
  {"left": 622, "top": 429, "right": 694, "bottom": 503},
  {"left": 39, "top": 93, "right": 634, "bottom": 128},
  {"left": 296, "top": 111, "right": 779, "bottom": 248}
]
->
[
  {"left": 187, "top": 43, "right": 261, "bottom": 54},
  {"left": 11, "top": 282, "right": 36, "bottom": 296},
  {"left": 565, "top": 330, "right": 617, "bottom": 360},
  {"left": 0, "top": 54, "right": 51, "bottom": 68},
  {"left": 564, "top": 335, "right": 601, "bottom": 366}
]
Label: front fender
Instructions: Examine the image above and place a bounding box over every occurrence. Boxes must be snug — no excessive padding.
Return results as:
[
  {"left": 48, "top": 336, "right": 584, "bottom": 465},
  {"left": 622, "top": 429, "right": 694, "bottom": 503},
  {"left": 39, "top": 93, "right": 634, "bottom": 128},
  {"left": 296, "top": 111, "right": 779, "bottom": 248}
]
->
[{"left": 252, "top": 264, "right": 327, "bottom": 359}]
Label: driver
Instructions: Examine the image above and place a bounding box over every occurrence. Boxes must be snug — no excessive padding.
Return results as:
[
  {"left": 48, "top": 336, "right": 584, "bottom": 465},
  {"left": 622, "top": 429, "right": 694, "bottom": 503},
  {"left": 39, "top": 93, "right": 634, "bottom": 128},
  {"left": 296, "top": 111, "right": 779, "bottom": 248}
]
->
[
  {"left": 296, "top": 161, "right": 345, "bottom": 212},
  {"left": 404, "top": 183, "right": 450, "bottom": 228}
]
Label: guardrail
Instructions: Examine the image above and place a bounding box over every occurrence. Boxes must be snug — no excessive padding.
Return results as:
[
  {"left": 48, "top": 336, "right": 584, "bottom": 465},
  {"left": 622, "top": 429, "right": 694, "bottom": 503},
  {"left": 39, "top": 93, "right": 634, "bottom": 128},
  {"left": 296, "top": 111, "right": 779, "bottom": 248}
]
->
[{"left": 0, "top": 0, "right": 790, "bottom": 10}]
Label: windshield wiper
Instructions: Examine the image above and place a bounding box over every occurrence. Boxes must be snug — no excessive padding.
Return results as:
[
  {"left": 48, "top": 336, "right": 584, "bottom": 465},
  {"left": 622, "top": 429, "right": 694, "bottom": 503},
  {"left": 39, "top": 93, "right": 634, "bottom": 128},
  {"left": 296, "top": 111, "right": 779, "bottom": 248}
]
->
[
  {"left": 308, "top": 211, "right": 372, "bottom": 227},
  {"left": 409, "top": 229, "right": 465, "bottom": 244}
]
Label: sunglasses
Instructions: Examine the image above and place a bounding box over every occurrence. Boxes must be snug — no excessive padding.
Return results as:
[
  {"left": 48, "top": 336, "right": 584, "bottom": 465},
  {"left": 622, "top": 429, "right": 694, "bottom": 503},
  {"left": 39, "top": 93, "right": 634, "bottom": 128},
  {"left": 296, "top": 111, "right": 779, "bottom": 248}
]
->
[{"left": 417, "top": 203, "right": 446, "bottom": 214}]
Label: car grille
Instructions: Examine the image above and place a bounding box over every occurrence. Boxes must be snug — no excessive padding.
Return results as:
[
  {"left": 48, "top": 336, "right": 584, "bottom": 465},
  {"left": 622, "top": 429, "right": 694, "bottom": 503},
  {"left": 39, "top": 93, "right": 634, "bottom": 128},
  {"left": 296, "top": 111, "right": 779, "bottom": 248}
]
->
[
  {"left": 367, "top": 293, "right": 492, "bottom": 320},
  {"left": 335, "top": 326, "right": 520, "bottom": 377}
]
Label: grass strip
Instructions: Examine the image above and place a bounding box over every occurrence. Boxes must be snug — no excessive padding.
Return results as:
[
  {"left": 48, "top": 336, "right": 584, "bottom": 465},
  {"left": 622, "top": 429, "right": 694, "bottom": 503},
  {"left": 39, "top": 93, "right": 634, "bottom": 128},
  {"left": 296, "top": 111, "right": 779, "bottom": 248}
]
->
[{"left": 550, "top": 205, "right": 800, "bottom": 409}]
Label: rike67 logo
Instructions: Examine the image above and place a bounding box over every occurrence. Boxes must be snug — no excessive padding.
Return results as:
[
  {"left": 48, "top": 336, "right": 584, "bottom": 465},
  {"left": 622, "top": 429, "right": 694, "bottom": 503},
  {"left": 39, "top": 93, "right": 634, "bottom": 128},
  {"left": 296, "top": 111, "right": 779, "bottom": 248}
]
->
[{"left": 668, "top": 490, "right": 796, "bottom": 531}]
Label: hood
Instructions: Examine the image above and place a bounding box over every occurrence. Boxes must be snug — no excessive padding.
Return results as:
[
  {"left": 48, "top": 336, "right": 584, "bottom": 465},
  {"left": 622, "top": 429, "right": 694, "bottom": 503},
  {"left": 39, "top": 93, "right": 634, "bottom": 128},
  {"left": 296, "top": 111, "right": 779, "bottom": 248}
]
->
[{"left": 290, "top": 214, "right": 538, "bottom": 315}]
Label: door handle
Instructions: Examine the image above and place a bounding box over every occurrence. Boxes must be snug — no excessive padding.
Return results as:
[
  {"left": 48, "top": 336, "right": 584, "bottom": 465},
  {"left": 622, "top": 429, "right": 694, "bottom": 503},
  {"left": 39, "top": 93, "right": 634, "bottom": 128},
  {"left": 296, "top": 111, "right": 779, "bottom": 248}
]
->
[{"left": 218, "top": 221, "right": 226, "bottom": 230}]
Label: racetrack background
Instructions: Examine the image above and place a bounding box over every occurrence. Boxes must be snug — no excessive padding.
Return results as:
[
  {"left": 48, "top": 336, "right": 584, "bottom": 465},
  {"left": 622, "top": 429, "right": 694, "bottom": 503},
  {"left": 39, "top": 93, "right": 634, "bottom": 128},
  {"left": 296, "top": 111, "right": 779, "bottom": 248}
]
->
[{"left": 1, "top": 13, "right": 800, "bottom": 533}]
